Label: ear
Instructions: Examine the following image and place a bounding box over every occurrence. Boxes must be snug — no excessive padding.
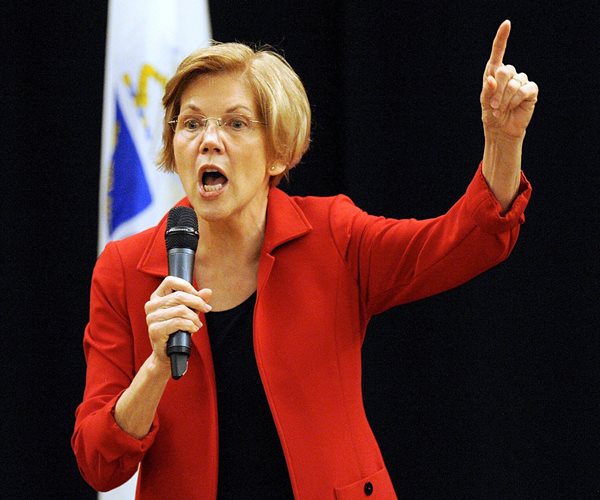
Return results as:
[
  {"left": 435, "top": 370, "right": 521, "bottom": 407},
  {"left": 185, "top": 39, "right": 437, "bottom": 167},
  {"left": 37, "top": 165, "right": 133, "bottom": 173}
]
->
[{"left": 268, "top": 162, "right": 287, "bottom": 177}]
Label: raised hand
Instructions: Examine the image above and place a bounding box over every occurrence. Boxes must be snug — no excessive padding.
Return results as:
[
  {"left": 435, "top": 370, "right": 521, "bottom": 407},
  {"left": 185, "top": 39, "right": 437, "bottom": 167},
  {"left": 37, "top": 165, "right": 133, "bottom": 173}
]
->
[{"left": 480, "top": 20, "right": 538, "bottom": 139}]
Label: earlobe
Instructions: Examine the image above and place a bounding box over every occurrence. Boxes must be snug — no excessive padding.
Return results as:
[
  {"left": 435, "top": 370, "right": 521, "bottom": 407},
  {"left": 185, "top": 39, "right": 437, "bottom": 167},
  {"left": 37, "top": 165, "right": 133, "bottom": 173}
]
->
[{"left": 269, "top": 162, "right": 286, "bottom": 176}]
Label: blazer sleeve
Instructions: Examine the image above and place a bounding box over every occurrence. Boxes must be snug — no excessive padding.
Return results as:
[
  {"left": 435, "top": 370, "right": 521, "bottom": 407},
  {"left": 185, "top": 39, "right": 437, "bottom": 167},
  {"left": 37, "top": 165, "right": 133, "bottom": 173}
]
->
[
  {"left": 71, "top": 241, "right": 160, "bottom": 492},
  {"left": 331, "top": 163, "right": 532, "bottom": 317}
]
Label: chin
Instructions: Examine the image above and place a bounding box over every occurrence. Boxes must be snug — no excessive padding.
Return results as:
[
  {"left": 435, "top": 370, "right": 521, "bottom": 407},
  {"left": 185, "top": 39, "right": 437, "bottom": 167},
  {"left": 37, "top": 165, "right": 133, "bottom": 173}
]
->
[{"left": 194, "top": 204, "right": 231, "bottom": 223}]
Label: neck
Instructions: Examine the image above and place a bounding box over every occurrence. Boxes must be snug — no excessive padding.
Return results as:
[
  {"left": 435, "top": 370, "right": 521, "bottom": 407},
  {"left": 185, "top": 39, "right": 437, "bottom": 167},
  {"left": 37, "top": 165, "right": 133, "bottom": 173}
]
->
[
  {"left": 193, "top": 201, "right": 267, "bottom": 311},
  {"left": 196, "top": 202, "right": 267, "bottom": 266}
]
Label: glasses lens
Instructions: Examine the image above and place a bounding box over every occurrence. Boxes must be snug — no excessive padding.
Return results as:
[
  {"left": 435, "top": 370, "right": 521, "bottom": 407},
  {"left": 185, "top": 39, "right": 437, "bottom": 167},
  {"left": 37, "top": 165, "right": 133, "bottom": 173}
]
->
[{"left": 223, "top": 114, "right": 251, "bottom": 132}]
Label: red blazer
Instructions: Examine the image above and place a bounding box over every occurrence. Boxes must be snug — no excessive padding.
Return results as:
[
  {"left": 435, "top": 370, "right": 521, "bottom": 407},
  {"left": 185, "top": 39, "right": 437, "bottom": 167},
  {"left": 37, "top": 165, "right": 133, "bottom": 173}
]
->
[{"left": 73, "top": 165, "right": 531, "bottom": 499}]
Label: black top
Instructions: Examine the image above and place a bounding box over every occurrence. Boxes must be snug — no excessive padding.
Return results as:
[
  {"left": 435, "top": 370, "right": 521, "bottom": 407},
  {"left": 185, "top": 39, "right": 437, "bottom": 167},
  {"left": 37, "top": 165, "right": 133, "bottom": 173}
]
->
[{"left": 205, "top": 292, "right": 294, "bottom": 499}]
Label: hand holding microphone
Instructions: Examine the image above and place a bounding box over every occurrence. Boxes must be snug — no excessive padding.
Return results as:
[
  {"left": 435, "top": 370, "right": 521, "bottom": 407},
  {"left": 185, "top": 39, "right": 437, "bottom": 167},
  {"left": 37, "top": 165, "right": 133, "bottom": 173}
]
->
[
  {"left": 164, "top": 207, "right": 200, "bottom": 379},
  {"left": 144, "top": 207, "right": 212, "bottom": 380}
]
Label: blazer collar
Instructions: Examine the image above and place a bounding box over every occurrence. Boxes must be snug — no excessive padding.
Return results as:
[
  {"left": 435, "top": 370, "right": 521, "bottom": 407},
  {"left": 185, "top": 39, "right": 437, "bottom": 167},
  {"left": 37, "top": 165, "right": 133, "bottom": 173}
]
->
[
  {"left": 262, "top": 187, "right": 312, "bottom": 254},
  {"left": 137, "top": 188, "right": 312, "bottom": 277}
]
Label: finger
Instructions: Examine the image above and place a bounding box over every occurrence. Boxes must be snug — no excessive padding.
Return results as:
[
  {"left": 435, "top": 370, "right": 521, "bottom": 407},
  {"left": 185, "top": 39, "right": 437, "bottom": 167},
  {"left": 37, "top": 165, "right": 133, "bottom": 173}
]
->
[
  {"left": 513, "top": 72, "right": 528, "bottom": 84},
  {"left": 499, "top": 75, "right": 523, "bottom": 112},
  {"left": 148, "top": 317, "right": 202, "bottom": 346},
  {"left": 145, "top": 286, "right": 212, "bottom": 316},
  {"left": 488, "top": 20, "right": 511, "bottom": 70},
  {"left": 197, "top": 288, "right": 213, "bottom": 301},
  {"left": 162, "top": 291, "right": 212, "bottom": 312},
  {"left": 490, "top": 65, "right": 516, "bottom": 109},
  {"left": 147, "top": 303, "right": 203, "bottom": 330},
  {"left": 146, "top": 301, "right": 204, "bottom": 340},
  {"left": 146, "top": 291, "right": 212, "bottom": 315},
  {"left": 507, "top": 81, "right": 539, "bottom": 112},
  {"left": 153, "top": 275, "right": 199, "bottom": 298},
  {"left": 502, "top": 72, "right": 529, "bottom": 111}
]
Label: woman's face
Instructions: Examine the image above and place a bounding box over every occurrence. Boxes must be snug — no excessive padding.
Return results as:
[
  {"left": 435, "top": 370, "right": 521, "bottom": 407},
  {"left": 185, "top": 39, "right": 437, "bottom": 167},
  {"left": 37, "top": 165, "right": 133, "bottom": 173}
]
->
[{"left": 173, "top": 72, "right": 284, "bottom": 226}]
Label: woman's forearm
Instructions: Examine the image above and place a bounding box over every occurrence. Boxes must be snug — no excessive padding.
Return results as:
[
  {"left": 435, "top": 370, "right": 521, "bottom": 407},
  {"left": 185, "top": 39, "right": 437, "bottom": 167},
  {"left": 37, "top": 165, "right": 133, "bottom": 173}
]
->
[
  {"left": 482, "top": 132, "right": 524, "bottom": 212},
  {"left": 114, "top": 353, "right": 171, "bottom": 439}
]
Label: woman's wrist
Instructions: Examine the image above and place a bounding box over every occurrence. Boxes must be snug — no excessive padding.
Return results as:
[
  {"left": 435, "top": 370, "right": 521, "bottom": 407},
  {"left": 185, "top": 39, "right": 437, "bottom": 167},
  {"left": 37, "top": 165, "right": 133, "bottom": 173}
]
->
[
  {"left": 482, "top": 132, "right": 523, "bottom": 212},
  {"left": 147, "top": 351, "right": 172, "bottom": 379}
]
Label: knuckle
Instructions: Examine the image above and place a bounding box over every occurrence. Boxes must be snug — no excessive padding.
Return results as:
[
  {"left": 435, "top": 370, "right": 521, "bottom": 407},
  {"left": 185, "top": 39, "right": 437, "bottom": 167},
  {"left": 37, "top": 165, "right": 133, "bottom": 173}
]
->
[
  {"left": 173, "top": 304, "right": 192, "bottom": 317},
  {"left": 164, "top": 275, "right": 178, "bottom": 285},
  {"left": 145, "top": 310, "right": 158, "bottom": 325},
  {"left": 144, "top": 299, "right": 156, "bottom": 314},
  {"left": 174, "top": 318, "right": 194, "bottom": 332},
  {"left": 508, "top": 79, "right": 521, "bottom": 91},
  {"left": 161, "top": 276, "right": 177, "bottom": 289},
  {"left": 496, "top": 66, "right": 509, "bottom": 77},
  {"left": 147, "top": 322, "right": 161, "bottom": 337},
  {"left": 171, "top": 290, "right": 189, "bottom": 303}
]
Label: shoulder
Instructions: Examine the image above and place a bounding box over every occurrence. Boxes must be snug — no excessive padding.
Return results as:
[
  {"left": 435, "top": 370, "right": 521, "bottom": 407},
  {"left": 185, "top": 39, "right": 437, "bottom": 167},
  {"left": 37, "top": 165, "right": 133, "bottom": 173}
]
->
[
  {"left": 99, "top": 196, "right": 192, "bottom": 260},
  {"left": 92, "top": 223, "right": 167, "bottom": 306},
  {"left": 97, "top": 202, "right": 176, "bottom": 274},
  {"left": 273, "top": 188, "right": 363, "bottom": 223},
  {"left": 290, "top": 192, "right": 373, "bottom": 239},
  {"left": 95, "top": 218, "right": 170, "bottom": 285},
  {"left": 270, "top": 190, "right": 374, "bottom": 259},
  {"left": 99, "top": 226, "right": 157, "bottom": 266}
]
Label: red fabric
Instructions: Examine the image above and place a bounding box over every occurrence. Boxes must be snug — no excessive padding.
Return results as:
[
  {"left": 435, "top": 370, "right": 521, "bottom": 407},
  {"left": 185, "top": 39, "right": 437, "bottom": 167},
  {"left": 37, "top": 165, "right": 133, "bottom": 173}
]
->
[{"left": 72, "top": 164, "right": 531, "bottom": 499}]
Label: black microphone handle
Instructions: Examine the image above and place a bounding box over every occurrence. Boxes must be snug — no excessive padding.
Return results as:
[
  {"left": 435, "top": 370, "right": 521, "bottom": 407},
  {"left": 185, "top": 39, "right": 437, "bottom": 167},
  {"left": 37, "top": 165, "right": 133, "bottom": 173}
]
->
[{"left": 166, "top": 247, "right": 195, "bottom": 379}]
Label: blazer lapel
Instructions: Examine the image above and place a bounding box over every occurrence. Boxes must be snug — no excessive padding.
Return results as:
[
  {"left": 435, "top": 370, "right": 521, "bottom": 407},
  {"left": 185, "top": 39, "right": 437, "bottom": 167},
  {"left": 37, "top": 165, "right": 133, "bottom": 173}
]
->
[
  {"left": 258, "top": 188, "right": 312, "bottom": 292},
  {"left": 134, "top": 190, "right": 311, "bottom": 361}
]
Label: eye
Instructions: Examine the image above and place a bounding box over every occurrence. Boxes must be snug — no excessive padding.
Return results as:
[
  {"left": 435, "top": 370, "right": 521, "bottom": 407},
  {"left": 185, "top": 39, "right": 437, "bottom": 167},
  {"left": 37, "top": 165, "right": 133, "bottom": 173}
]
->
[
  {"left": 183, "top": 118, "right": 203, "bottom": 131},
  {"left": 225, "top": 115, "right": 250, "bottom": 131}
]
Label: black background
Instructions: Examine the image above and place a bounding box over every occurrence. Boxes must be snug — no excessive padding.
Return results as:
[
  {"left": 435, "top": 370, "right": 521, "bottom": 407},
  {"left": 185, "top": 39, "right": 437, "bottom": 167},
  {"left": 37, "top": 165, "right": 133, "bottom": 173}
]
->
[{"left": 2, "top": 1, "right": 598, "bottom": 498}]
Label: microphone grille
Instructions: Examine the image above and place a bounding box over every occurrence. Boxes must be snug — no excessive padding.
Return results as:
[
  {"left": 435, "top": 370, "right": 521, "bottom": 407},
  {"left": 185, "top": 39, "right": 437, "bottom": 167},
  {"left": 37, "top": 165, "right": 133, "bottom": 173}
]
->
[{"left": 165, "top": 207, "right": 199, "bottom": 251}]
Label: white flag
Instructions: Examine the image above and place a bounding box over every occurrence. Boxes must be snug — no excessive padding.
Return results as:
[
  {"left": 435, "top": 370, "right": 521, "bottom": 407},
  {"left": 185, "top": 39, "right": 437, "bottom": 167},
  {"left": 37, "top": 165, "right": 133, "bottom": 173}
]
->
[
  {"left": 98, "top": 0, "right": 212, "bottom": 253},
  {"left": 98, "top": 1, "right": 211, "bottom": 498}
]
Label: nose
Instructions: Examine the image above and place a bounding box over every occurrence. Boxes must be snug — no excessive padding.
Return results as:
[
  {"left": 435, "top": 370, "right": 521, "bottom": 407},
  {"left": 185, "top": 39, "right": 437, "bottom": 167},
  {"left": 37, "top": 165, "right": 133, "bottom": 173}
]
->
[{"left": 199, "top": 121, "right": 223, "bottom": 154}]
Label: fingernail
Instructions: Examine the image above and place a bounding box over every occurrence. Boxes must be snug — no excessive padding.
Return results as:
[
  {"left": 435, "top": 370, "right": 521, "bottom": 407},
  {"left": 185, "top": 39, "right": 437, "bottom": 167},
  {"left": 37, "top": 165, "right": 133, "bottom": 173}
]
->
[{"left": 491, "top": 99, "right": 499, "bottom": 109}]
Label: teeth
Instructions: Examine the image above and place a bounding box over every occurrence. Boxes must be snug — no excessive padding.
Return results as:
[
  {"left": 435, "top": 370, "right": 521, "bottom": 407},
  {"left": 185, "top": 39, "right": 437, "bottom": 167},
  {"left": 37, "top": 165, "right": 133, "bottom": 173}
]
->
[{"left": 203, "top": 183, "right": 223, "bottom": 192}]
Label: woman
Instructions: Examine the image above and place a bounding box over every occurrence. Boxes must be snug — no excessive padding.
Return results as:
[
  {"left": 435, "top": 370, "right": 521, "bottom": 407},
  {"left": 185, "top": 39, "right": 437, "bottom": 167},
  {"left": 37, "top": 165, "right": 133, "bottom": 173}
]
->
[{"left": 73, "top": 20, "right": 536, "bottom": 499}]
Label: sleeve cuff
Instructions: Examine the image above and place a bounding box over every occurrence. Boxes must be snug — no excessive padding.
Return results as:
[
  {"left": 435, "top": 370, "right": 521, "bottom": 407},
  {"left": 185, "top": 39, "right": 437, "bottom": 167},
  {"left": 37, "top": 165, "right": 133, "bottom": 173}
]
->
[
  {"left": 464, "top": 162, "right": 532, "bottom": 234},
  {"left": 94, "top": 391, "right": 160, "bottom": 464}
]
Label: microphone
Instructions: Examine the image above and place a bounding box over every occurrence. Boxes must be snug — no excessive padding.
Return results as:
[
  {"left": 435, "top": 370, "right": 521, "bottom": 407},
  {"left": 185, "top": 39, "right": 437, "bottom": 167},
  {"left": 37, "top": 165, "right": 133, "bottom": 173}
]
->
[{"left": 165, "top": 206, "right": 199, "bottom": 380}]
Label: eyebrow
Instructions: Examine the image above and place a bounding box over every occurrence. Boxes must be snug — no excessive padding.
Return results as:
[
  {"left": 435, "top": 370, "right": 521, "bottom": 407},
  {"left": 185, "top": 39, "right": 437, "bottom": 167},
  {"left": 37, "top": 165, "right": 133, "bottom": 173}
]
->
[{"left": 181, "top": 103, "right": 255, "bottom": 115}]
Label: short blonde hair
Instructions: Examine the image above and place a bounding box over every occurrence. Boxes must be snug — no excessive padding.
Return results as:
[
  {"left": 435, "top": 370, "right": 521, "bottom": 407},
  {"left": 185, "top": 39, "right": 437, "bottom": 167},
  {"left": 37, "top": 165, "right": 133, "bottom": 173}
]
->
[{"left": 158, "top": 42, "right": 311, "bottom": 185}]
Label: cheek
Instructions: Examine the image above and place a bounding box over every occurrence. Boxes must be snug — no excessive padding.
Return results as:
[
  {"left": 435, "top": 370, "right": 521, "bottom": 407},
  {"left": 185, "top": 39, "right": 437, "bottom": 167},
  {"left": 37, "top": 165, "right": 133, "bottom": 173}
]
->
[
  {"left": 172, "top": 144, "right": 182, "bottom": 170},
  {"left": 173, "top": 149, "right": 195, "bottom": 181},
  {"left": 173, "top": 135, "right": 192, "bottom": 159}
]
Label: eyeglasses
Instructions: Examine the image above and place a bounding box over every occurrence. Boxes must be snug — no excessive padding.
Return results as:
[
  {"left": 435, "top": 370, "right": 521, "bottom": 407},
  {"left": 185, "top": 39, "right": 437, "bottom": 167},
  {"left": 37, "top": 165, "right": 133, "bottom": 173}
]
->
[{"left": 168, "top": 113, "right": 266, "bottom": 136}]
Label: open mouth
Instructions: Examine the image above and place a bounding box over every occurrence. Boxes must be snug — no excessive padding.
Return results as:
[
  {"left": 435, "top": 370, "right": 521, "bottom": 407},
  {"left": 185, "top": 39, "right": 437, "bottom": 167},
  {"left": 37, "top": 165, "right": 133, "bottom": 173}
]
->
[{"left": 201, "top": 169, "right": 228, "bottom": 193}]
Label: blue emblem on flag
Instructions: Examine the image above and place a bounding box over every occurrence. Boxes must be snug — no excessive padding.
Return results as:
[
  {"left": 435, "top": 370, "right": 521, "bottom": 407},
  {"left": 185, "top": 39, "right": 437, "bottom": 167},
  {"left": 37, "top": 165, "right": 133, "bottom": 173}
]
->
[{"left": 109, "top": 98, "right": 152, "bottom": 234}]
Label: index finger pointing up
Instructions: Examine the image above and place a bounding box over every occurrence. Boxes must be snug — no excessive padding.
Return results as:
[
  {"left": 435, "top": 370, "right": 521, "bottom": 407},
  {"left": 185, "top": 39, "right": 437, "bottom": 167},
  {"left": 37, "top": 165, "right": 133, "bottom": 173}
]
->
[{"left": 488, "top": 20, "right": 511, "bottom": 67}]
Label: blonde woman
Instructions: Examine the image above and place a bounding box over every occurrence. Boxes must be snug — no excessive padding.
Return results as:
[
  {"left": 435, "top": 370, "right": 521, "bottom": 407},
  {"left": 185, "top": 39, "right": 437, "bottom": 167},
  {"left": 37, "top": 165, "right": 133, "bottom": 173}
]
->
[{"left": 73, "top": 20, "right": 536, "bottom": 499}]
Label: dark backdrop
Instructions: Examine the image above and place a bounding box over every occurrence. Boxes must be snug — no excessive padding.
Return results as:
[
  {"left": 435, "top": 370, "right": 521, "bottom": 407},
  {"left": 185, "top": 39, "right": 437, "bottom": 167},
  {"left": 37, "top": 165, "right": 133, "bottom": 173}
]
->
[{"left": 2, "top": 1, "right": 598, "bottom": 498}]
